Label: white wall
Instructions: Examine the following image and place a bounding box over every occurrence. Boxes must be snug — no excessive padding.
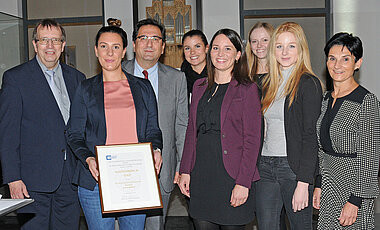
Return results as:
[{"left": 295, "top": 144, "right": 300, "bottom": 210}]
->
[
  {"left": 333, "top": 0, "right": 380, "bottom": 97},
  {"left": 202, "top": 0, "right": 240, "bottom": 41},
  {"left": 0, "top": 0, "right": 22, "bottom": 18},
  {"left": 103, "top": 0, "right": 135, "bottom": 60}
]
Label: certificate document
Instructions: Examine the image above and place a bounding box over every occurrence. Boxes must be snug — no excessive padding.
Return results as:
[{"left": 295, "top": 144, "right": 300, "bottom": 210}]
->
[{"left": 96, "top": 143, "right": 162, "bottom": 213}]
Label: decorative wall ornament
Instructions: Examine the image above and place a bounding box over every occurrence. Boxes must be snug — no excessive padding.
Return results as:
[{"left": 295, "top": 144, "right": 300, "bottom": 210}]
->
[{"left": 146, "top": 0, "right": 192, "bottom": 68}]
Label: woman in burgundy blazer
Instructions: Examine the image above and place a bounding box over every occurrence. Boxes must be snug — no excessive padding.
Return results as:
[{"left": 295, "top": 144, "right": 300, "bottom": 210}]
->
[{"left": 179, "top": 28, "right": 261, "bottom": 229}]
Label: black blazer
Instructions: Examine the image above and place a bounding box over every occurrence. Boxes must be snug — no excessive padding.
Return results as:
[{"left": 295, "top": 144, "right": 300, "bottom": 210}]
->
[
  {"left": 0, "top": 57, "right": 85, "bottom": 192},
  {"left": 283, "top": 73, "right": 322, "bottom": 184},
  {"left": 67, "top": 71, "right": 162, "bottom": 190}
]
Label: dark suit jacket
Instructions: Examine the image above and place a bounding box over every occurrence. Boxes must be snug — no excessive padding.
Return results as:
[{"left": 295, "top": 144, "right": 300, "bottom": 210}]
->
[
  {"left": 283, "top": 73, "right": 322, "bottom": 184},
  {"left": 0, "top": 57, "right": 85, "bottom": 192},
  {"left": 67, "top": 71, "right": 162, "bottom": 190},
  {"left": 179, "top": 78, "right": 262, "bottom": 189}
]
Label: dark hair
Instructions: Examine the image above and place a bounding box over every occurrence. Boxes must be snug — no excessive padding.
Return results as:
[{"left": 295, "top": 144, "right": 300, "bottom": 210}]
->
[
  {"left": 32, "top": 18, "right": 66, "bottom": 42},
  {"left": 95, "top": 18, "right": 128, "bottom": 48},
  {"left": 324, "top": 32, "right": 363, "bottom": 62},
  {"left": 206, "top": 28, "right": 251, "bottom": 88},
  {"left": 107, "top": 18, "right": 121, "bottom": 27},
  {"left": 132, "top": 18, "right": 166, "bottom": 42},
  {"left": 182, "top": 29, "right": 208, "bottom": 46}
]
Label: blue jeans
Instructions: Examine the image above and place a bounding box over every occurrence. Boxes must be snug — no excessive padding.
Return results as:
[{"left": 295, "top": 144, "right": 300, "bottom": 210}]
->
[
  {"left": 78, "top": 184, "right": 146, "bottom": 230},
  {"left": 255, "top": 156, "right": 313, "bottom": 230}
]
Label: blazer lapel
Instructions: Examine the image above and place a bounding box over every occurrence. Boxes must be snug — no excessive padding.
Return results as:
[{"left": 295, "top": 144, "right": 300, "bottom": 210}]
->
[
  {"left": 92, "top": 74, "right": 107, "bottom": 143},
  {"left": 29, "top": 57, "right": 65, "bottom": 124},
  {"left": 157, "top": 62, "right": 168, "bottom": 110},
  {"left": 122, "top": 59, "right": 135, "bottom": 75},
  {"left": 61, "top": 64, "right": 75, "bottom": 102},
  {"left": 29, "top": 58, "right": 56, "bottom": 101},
  {"left": 125, "top": 72, "right": 144, "bottom": 141},
  {"left": 220, "top": 79, "right": 239, "bottom": 128},
  {"left": 191, "top": 81, "right": 208, "bottom": 127}
]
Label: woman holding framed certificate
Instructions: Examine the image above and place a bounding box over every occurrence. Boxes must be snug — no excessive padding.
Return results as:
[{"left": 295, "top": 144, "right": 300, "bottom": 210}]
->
[{"left": 67, "top": 19, "right": 162, "bottom": 230}]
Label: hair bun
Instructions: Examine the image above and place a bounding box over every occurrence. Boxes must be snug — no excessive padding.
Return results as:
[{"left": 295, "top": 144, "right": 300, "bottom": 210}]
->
[{"left": 107, "top": 18, "right": 122, "bottom": 27}]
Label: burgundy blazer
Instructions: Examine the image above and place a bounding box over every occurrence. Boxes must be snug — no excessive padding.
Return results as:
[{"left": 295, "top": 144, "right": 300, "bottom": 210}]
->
[{"left": 179, "top": 78, "right": 261, "bottom": 188}]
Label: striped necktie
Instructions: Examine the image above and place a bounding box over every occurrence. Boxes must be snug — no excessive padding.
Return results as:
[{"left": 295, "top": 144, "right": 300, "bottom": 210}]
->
[{"left": 142, "top": 70, "right": 149, "bottom": 79}]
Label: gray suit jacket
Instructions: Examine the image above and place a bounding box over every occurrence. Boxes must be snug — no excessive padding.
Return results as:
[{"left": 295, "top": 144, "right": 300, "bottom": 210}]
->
[{"left": 122, "top": 59, "right": 188, "bottom": 193}]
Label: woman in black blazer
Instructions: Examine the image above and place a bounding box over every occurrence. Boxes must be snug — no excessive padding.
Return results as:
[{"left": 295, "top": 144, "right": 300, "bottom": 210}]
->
[
  {"left": 67, "top": 19, "right": 162, "bottom": 230},
  {"left": 255, "top": 22, "right": 322, "bottom": 230}
]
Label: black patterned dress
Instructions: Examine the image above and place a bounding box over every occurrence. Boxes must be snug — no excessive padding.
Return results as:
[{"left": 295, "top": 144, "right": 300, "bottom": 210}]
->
[{"left": 316, "top": 86, "right": 380, "bottom": 229}]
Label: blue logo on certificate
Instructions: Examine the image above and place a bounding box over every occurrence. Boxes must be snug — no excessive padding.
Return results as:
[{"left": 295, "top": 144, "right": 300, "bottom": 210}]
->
[{"left": 106, "top": 155, "right": 117, "bottom": 160}]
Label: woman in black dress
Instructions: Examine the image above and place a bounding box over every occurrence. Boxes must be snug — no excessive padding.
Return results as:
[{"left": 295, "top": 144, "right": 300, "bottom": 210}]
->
[
  {"left": 179, "top": 29, "right": 262, "bottom": 229},
  {"left": 181, "top": 30, "right": 209, "bottom": 101}
]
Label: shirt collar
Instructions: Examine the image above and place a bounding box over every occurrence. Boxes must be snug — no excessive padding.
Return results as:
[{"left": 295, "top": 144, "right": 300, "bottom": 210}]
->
[
  {"left": 134, "top": 60, "right": 158, "bottom": 75},
  {"left": 36, "top": 55, "right": 60, "bottom": 73}
]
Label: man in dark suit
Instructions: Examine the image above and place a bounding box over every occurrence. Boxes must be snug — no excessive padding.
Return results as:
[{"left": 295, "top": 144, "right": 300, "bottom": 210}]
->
[
  {"left": 0, "top": 19, "right": 85, "bottom": 229},
  {"left": 122, "top": 19, "right": 188, "bottom": 230}
]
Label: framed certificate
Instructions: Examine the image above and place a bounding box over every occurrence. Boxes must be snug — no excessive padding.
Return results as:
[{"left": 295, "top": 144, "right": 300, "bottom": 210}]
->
[{"left": 95, "top": 143, "right": 163, "bottom": 214}]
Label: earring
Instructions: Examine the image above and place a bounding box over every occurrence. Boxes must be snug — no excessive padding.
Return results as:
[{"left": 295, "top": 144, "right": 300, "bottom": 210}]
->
[{"left": 235, "top": 59, "right": 238, "bottom": 64}]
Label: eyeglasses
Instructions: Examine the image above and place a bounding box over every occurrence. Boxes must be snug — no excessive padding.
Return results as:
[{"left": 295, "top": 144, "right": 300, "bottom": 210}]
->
[
  {"left": 35, "top": 37, "right": 63, "bottom": 45},
  {"left": 136, "top": 35, "right": 163, "bottom": 43}
]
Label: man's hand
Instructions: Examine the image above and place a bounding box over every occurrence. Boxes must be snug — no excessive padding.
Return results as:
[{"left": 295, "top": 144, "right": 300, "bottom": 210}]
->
[
  {"left": 9, "top": 180, "right": 30, "bottom": 199},
  {"left": 153, "top": 149, "right": 162, "bottom": 174},
  {"left": 173, "top": 172, "right": 180, "bottom": 184},
  {"left": 339, "top": 202, "right": 358, "bottom": 226},
  {"left": 178, "top": 174, "right": 190, "bottom": 198},
  {"left": 292, "top": 181, "right": 309, "bottom": 212},
  {"left": 86, "top": 157, "right": 99, "bottom": 181},
  {"left": 230, "top": 184, "right": 249, "bottom": 207},
  {"left": 313, "top": 188, "right": 321, "bottom": 210}
]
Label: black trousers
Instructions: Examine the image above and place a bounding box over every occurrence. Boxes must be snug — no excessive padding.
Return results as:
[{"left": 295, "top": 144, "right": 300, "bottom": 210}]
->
[
  {"left": 17, "top": 161, "right": 80, "bottom": 230},
  {"left": 193, "top": 219, "right": 245, "bottom": 230}
]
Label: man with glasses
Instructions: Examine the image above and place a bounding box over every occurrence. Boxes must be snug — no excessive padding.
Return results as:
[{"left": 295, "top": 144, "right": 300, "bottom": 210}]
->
[
  {"left": 122, "top": 18, "right": 188, "bottom": 230},
  {"left": 0, "top": 18, "right": 85, "bottom": 229}
]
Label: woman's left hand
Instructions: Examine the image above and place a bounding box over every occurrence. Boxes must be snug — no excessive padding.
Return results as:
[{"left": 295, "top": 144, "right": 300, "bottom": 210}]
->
[
  {"left": 153, "top": 149, "right": 162, "bottom": 174},
  {"left": 292, "top": 181, "right": 309, "bottom": 212},
  {"left": 313, "top": 187, "right": 321, "bottom": 210},
  {"left": 230, "top": 184, "right": 249, "bottom": 207},
  {"left": 339, "top": 202, "right": 358, "bottom": 226}
]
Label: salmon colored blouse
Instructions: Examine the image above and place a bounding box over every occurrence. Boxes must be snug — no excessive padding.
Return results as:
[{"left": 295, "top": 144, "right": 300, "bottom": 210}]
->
[{"left": 103, "top": 79, "right": 138, "bottom": 145}]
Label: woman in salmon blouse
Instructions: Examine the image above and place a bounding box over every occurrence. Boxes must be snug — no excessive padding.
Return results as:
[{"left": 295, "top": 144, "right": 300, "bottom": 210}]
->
[{"left": 67, "top": 19, "right": 162, "bottom": 230}]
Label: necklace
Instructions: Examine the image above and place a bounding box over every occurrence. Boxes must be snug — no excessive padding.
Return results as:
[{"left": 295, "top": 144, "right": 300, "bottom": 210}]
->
[{"left": 207, "top": 84, "right": 219, "bottom": 102}]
